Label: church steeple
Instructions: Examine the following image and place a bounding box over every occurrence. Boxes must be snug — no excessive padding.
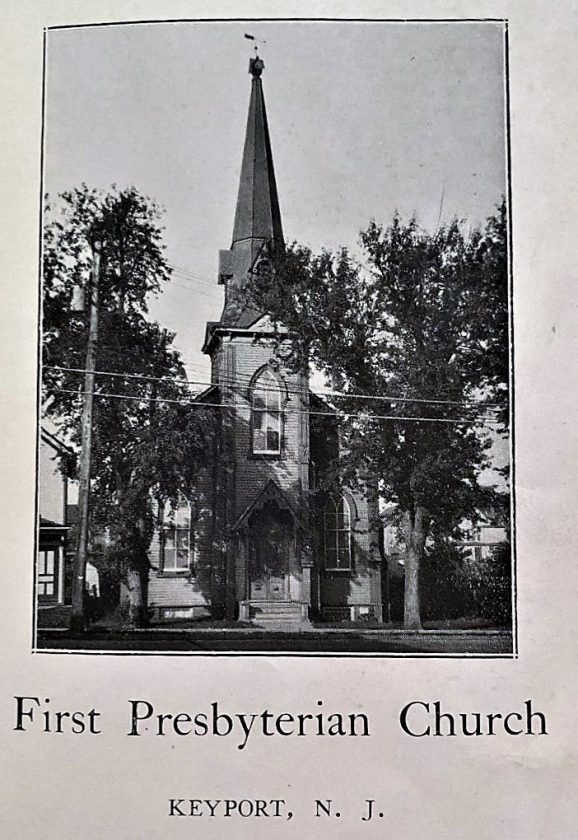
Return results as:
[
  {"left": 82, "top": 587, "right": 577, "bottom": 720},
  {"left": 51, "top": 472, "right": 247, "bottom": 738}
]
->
[
  {"left": 232, "top": 56, "right": 283, "bottom": 249},
  {"left": 217, "top": 56, "right": 284, "bottom": 327}
]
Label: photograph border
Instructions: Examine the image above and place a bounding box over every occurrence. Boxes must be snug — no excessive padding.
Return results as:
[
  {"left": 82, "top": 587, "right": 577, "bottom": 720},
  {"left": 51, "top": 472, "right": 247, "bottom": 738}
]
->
[{"left": 32, "top": 15, "right": 516, "bottom": 660}]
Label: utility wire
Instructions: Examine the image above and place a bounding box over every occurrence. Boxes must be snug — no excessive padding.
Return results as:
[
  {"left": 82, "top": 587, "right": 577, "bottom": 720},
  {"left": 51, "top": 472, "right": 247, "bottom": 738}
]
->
[
  {"left": 198, "top": 370, "right": 504, "bottom": 411},
  {"left": 53, "top": 386, "right": 500, "bottom": 426},
  {"left": 185, "top": 360, "right": 507, "bottom": 408},
  {"left": 167, "top": 263, "right": 213, "bottom": 284},
  {"left": 48, "top": 367, "right": 503, "bottom": 417},
  {"left": 154, "top": 270, "right": 504, "bottom": 408},
  {"left": 44, "top": 365, "right": 504, "bottom": 411},
  {"left": 167, "top": 263, "right": 218, "bottom": 288},
  {"left": 160, "top": 275, "right": 222, "bottom": 300}
]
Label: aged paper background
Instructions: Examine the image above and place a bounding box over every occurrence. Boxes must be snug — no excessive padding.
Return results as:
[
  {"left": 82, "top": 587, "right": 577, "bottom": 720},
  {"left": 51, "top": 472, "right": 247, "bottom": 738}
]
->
[{"left": 1, "top": 1, "right": 577, "bottom": 837}]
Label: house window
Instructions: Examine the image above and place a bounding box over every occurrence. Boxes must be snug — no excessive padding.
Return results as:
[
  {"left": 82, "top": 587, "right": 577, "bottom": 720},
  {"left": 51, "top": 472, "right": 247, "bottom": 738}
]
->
[
  {"left": 163, "top": 496, "right": 191, "bottom": 572},
  {"left": 251, "top": 369, "right": 282, "bottom": 455},
  {"left": 324, "top": 496, "right": 352, "bottom": 570},
  {"left": 38, "top": 549, "right": 57, "bottom": 597}
]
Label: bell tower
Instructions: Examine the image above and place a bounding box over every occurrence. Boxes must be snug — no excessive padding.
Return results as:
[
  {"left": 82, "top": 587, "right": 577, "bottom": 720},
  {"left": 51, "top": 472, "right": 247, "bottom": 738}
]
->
[{"left": 202, "top": 56, "right": 313, "bottom": 626}]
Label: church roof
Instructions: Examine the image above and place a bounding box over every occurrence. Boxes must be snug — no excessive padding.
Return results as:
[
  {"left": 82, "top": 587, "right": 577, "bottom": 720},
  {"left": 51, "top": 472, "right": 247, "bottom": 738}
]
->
[
  {"left": 191, "top": 383, "right": 220, "bottom": 404},
  {"left": 39, "top": 517, "right": 68, "bottom": 531},
  {"left": 41, "top": 426, "right": 74, "bottom": 456},
  {"left": 309, "top": 391, "right": 336, "bottom": 411}
]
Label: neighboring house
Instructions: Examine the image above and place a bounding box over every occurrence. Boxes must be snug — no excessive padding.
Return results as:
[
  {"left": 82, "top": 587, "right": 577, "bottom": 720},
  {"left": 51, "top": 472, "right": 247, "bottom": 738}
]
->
[
  {"left": 379, "top": 511, "right": 509, "bottom": 623},
  {"left": 146, "top": 57, "right": 383, "bottom": 627},
  {"left": 38, "top": 428, "right": 72, "bottom": 606},
  {"left": 382, "top": 515, "right": 508, "bottom": 571},
  {"left": 459, "top": 522, "right": 508, "bottom": 564},
  {"left": 65, "top": 503, "right": 100, "bottom": 599},
  {"left": 38, "top": 429, "right": 100, "bottom": 622}
]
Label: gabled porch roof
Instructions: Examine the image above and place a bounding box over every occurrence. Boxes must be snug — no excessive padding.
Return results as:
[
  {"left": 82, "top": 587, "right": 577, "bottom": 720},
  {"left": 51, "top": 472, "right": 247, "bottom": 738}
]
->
[{"left": 231, "top": 479, "right": 305, "bottom": 532}]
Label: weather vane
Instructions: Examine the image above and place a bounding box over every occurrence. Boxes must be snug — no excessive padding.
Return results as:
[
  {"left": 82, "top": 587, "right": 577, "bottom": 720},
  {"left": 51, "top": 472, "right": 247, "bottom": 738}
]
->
[
  {"left": 244, "top": 32, "right": 267, "bottom": 53},
  {"left": 244, "top": 33, "right": 267, "bottom": 76}
]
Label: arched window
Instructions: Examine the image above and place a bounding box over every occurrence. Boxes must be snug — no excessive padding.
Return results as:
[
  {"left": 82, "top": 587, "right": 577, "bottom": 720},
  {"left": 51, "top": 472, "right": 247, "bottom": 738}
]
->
[
  {"left": 163, "top": 495, "right": 191, "bottom": 572},
  {"left": 251, "top": 368, "right": 282, "bottom": 455},
  {"left": 324, "top": 496, "right": 352, "bottom": 570}
]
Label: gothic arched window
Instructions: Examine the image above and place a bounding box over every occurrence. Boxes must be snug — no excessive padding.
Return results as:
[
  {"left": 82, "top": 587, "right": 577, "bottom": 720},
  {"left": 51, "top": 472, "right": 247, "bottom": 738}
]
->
[
  {"left": 324, "top": 496, "right": 352, "bottom": 570},
  {"left": 163, "top": 495, "right": 191, "bottom": 572},
  {"left": 251, "top": 368, "right": 282, "bottom": 455}
]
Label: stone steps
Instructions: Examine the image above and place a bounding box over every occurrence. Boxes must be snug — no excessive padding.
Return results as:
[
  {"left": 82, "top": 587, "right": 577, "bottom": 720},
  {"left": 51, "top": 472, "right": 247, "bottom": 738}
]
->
[{"left": 248, "top": 601, "right": 311, "bottom": 630}]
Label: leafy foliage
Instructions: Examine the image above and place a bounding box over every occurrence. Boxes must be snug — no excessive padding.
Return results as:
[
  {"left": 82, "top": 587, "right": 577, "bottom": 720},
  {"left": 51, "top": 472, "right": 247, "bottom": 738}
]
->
[
  {"left": 245, "top": 201, "right": 510, "bottom": 626},
  {"left": 463, "top": 540, "right": 512, "bottom": 627},
  {"left": 43, "top": 185, "right": 214, "bottom": 624},
  {"left": 420, "top": 536, "right": 472, "bottom": 622}
]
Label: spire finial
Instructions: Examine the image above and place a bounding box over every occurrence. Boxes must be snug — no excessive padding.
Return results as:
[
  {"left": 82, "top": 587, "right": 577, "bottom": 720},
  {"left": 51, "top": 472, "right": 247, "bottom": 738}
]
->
[{"left": 249, "top": 55, "right": 264, "bottom": 77}]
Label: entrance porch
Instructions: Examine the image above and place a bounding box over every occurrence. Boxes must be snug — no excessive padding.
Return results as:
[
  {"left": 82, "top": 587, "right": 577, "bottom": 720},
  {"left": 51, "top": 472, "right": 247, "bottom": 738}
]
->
[{"left": 231, "top": 481, "right": 312, "bottom": 629}]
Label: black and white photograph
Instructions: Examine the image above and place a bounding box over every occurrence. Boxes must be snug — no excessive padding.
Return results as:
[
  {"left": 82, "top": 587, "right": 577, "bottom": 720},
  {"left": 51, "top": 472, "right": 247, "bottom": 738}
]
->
[
  {"left": 36, "top": 19, "right": 513, "bottom": 655},
  {"left": 7, "top": 3, "right": 578, "bottom": 838}
]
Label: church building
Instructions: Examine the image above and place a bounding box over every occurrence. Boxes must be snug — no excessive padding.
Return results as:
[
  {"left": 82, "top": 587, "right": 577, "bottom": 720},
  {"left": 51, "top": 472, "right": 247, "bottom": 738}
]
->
[{"left": 147, "top": 57, "right": 384, "bottom": 628}]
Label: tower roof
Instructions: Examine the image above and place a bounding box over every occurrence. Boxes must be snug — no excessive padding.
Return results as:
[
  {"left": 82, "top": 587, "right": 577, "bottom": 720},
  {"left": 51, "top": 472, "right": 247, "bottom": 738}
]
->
[
  {"left": 232, "top": 56, "right": 283, "bottom": 249},
  {"left": 213, "top": 55, "right": 284, "bottom": 332}
]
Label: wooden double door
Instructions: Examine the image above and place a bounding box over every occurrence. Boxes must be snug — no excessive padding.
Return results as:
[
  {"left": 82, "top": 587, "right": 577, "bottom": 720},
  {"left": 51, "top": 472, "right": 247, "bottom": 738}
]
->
[{"left": 247, "top": 502, "right": 294, "bottom": 601}]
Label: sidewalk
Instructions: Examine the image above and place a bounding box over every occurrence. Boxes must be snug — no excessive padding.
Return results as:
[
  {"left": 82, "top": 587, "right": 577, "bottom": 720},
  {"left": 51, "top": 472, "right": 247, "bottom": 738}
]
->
[{"left": 36, "top": 624, "right": 513, "bottom": 655}]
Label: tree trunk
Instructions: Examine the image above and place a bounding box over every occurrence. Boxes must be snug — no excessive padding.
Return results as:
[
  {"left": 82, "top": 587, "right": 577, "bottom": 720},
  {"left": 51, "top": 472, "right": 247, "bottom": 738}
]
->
[
  {"left": 378, "top": 524, "right": 391, "bottom": 624},
  {"left": 403, "top": 505, "right": 425, "bottom": 630},
  {"left": 124, "top": 513, "right": 151, "bottom": 629},
  {"left": 124, "top": 566, "right": 147, "bottom": 628}
]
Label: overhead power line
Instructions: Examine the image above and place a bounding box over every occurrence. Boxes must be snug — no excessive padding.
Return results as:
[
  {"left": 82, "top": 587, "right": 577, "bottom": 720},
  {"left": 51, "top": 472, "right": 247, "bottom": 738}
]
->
[
  {"left": 52, "top": 386, "right": 501, "bottom": 426},
  {"left": 160, "top": 275, "right": 222, "bottom": 300},
  {"left": 44, "top": 365, "right": 504, "bottom": 412},
  {"left": 200, "top": 370, "right": 504, "bottom": 411},
  {"left": 167, "top": 263, "right": 218, "bottom": 288}
]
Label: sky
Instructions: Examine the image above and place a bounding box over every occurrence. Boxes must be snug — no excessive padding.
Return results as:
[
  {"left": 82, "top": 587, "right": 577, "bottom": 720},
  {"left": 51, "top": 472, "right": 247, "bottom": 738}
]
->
[{"left": 44, "top": 20, "right": 507, "bottom": 381}]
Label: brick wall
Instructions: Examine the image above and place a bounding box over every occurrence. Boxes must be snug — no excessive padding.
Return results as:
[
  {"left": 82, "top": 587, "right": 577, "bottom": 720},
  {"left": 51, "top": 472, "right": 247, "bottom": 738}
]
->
[
  {"left": 310, "top": 401, "right": 383, "bottom": 618},
  {"left": 216, "top": 335, "right": 310, "bottom": 521}
]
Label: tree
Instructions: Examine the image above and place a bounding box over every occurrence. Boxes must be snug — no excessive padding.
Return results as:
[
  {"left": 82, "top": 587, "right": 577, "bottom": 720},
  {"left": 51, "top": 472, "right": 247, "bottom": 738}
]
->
[
  {"left": 245, "top": 201, "right": 509, "bottom": 628},
  {"left": 42, "top": 185, "right": 213, "bottom": 627},
  {"left": 420, "top": 534, "right": 471, "bottom": 622}
]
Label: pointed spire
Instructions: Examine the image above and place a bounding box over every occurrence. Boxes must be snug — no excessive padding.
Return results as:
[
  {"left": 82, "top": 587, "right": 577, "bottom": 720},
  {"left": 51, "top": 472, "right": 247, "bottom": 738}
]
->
[
  {"left": 232, "top": 56, "right": 283, "bottom": 249},
  {"left": 216, "top": 56, "right": 284, "bottom": 327}
]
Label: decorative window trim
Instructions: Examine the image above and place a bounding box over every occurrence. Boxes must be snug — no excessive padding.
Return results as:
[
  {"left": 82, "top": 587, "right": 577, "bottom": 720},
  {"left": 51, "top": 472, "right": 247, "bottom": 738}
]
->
[
  {"left": 160, "top": 494, "right": 193, "bottom": 576},
  {"left": 323, "top": 495, "right": 353, "bottom": 572},
  {"left": 249, "top": 366, "right": 286, "bottom": 458},
  {"left": 251, "top": 254, "right": 272, "bottom": 278}
]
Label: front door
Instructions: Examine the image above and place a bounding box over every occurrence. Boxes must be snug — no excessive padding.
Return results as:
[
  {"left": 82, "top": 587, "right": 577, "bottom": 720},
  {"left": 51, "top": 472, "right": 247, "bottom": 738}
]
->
[
  {"left": 248, "top": 502, "right": 293, "bottom": 601},
  {"left": 250, "top": 571, "right": 286, "bottom": 601},
  {"left": 37, "top": 547, "right": 60, "bottom": 603}
]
